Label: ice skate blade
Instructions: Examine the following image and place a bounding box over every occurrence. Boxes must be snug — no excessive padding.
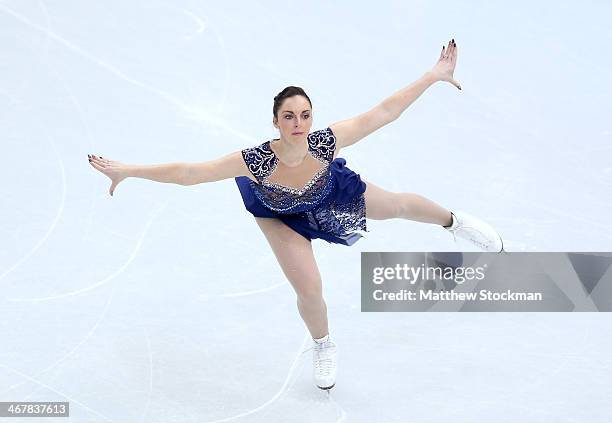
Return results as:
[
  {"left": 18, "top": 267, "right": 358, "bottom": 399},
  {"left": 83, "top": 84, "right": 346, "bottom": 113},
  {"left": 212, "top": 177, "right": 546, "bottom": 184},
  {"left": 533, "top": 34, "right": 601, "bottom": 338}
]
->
[{"left": 317, "top": 383, "right": 335, "bottom": 390}]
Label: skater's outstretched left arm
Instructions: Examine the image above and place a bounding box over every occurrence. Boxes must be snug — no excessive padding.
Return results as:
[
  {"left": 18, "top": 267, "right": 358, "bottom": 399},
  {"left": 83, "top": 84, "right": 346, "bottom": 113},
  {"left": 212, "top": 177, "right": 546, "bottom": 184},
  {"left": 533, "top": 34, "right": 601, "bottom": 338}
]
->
[{"left": 330, "top": 39, "right": 461, "bottom": 153}]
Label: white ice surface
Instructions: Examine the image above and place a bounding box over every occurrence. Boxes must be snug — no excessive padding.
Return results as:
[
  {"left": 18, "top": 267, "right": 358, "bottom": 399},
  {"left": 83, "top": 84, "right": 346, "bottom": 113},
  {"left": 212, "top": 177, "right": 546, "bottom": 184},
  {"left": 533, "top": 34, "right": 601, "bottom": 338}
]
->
[{"left": 1, "top": 0, "right": 611, "bottom": 421}]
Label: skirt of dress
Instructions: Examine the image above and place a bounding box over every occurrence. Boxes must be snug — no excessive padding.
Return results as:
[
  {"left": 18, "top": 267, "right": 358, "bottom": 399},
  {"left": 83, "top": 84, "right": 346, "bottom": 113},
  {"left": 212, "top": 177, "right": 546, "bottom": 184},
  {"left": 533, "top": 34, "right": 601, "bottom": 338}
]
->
[{"left": 235, "top": 158, "right": 368, "bottom": 246}]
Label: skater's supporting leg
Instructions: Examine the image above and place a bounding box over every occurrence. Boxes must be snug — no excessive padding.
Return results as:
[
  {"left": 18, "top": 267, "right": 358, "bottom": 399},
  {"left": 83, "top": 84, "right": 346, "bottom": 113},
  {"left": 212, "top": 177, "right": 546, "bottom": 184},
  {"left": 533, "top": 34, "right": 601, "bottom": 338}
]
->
[
  {"left": 255, "top": 217, "right": 329, "bottom": 339},
  {"left": 363, "top": 180, "right": 452, "bottom": 226}
]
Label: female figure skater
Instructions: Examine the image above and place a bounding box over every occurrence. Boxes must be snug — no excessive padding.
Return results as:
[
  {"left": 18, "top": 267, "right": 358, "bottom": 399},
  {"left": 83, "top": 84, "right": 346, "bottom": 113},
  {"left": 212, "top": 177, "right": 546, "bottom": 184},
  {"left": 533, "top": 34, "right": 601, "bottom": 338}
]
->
[{"left": 88, "top": 39, "right": 503, "bottom": 390}]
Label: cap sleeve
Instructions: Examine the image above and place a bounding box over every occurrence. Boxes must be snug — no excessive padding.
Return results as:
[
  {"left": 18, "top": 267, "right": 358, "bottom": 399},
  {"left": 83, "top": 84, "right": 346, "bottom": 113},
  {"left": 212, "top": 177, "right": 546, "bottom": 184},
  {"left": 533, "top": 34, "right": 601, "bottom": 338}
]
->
[
  {"left": 241, "top": 141, "right": 276, "bottom": 182},
  {"left": 307, "top": 127, "right": 336, "bottom": 163}
]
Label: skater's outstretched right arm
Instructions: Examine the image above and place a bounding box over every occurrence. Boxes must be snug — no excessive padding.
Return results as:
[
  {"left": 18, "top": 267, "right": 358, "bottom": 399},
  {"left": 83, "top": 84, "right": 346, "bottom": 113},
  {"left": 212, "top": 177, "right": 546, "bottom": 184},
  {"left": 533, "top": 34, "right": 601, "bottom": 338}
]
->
[{"left": 87, "top": 151, "right": 250, "bottom": 196}]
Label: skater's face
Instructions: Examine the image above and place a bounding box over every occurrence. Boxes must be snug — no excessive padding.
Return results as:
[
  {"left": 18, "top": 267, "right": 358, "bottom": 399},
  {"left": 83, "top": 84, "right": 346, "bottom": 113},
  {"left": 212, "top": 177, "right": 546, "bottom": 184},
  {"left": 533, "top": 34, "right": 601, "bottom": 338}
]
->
[{"left": 273, "top": 95, "right": 312, "bottom": 140}]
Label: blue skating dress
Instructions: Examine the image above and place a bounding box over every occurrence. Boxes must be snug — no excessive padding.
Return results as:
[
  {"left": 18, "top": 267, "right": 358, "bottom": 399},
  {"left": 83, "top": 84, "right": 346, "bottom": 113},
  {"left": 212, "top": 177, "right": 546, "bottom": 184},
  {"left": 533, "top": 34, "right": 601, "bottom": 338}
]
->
[{"left": 235, "top": 127, "right": 368, "bottom": 246}]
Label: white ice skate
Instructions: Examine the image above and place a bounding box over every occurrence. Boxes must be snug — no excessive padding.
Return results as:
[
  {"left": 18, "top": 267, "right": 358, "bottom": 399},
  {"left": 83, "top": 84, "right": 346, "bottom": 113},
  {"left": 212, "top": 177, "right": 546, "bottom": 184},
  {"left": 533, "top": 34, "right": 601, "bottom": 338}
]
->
[
  {"left": 444, "top": 211, "right": 504, "bottom": 252},
  {"left": 313, "top": 337, "right": 337, "bottom": 390}
]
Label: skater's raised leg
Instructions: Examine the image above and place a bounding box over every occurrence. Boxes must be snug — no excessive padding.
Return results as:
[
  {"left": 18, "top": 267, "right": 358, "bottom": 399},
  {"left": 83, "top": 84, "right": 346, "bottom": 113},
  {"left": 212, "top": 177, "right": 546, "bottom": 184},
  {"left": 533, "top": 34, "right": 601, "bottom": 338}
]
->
[
  {"left": 363, "top": 180, "right": 503, "bottom": 252},
  {"left": 363, "top": 180, "right": 452, "bottom": 225}
]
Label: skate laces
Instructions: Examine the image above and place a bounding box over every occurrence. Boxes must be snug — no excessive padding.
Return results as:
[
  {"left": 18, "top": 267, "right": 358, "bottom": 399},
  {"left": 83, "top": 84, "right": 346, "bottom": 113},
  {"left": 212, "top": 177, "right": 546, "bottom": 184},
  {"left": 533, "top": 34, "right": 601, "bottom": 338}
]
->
[
  {"left": 313, "top": 342, "right": 336, "bottom": 376},
  {"left": 447, "top": 223, "right": 491, "bottom": 249}
]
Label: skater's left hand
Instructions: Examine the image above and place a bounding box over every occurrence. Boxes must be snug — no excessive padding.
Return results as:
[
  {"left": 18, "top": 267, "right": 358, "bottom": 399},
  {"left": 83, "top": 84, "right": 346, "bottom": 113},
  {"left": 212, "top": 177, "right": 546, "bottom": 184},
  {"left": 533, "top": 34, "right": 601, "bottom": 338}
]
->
[{"left": 429, "top": 39, "right": 462, "bottom": 90}]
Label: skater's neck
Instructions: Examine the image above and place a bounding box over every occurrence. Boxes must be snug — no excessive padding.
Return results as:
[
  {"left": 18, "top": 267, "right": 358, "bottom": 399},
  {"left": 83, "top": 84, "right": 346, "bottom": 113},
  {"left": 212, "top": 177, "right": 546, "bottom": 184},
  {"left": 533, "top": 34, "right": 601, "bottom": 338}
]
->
[{"left": 270, "top": 137, "right": 309, "bottom": 167}]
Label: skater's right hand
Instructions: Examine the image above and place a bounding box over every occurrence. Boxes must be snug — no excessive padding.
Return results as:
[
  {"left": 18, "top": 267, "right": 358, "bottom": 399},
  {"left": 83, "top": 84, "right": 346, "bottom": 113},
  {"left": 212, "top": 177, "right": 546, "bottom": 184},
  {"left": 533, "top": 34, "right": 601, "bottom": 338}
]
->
[{"left": 88, "top": 154, "right": 128, "bottom": 196}]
